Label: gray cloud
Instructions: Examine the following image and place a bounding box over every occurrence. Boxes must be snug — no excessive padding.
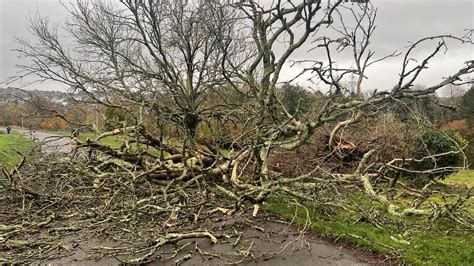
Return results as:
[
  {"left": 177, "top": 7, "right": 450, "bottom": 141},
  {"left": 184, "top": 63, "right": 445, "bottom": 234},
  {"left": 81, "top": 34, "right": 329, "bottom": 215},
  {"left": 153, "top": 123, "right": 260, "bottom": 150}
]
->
[{"left": 0, "top": 0, "right": 68, "bottom": 90}]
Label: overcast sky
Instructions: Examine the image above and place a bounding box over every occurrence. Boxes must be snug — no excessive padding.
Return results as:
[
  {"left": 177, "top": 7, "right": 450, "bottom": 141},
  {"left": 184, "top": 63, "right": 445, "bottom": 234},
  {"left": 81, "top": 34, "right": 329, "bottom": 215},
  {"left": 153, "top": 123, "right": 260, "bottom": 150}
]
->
[{"left": 0, "top": 0, "right": 473, "bottom": 93}]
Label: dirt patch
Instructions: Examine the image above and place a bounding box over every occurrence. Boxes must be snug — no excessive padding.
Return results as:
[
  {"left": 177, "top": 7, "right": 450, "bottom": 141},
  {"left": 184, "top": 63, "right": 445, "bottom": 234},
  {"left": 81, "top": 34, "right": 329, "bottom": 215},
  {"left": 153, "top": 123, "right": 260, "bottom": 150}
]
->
[{"left": 268, "top": 131, "right": 363, "bottom": 179}]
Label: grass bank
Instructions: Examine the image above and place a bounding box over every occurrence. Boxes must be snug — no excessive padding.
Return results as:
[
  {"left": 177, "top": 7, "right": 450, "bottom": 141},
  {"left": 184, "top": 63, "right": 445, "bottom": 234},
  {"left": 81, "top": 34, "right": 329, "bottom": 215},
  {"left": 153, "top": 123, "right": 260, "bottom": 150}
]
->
[
  {"left": 0, "top": 132, "right": 36, "bottom": 165},
  {"left": 442, "top": 170, "right": 474, "bottom": 188},
  {"left": 264, "top": 170, "right": 474, "bottom": 265},
  {"left": 78, "top": 133, "right": 179, "bottom": 157},
  {"left": 79, "top": 133, "right": 124, "bottom": 148}
]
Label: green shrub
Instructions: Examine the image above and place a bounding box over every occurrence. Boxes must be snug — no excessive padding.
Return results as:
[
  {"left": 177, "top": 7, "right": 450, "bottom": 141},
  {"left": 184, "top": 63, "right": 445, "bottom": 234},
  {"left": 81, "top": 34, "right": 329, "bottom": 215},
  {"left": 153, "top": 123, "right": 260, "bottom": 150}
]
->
[
  {"left": 105, "top": 106, "right": 127, "bottom": 130},
  {"left": 280, "top": 83, "right": 312, "bottom": 119},
  {"left": 410, "top": 129, "right": 468, "bottom": 180}
]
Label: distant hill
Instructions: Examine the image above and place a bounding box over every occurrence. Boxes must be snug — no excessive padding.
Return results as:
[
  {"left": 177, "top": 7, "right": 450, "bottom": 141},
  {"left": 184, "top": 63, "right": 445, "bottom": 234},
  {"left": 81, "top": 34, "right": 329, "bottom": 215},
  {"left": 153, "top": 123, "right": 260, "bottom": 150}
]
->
[
  {"left": 0, "top": 87, "right": 102, "bottom": 105},
  {"left": 0, "top": 87, "right": 70, "bottom": 104}
]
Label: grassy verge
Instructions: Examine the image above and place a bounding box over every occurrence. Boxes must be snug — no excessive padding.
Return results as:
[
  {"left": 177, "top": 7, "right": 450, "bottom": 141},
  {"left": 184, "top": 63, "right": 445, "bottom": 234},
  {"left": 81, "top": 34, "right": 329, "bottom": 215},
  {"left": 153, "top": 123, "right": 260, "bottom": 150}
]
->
[
  {"left": 78, "top": 133, "right": 165, "bottom": 156},
  {"left": 0, "top": 132, "right": 36, "bottom": 165},
  {"left": 264, "top": 171, "right": 474, "bottom": 265},
  {"left": 442, "top": 170, "right": 474, "bottom": 188},
  {"left": 77, "top": 133, "right": 126, "bottom": 148}
]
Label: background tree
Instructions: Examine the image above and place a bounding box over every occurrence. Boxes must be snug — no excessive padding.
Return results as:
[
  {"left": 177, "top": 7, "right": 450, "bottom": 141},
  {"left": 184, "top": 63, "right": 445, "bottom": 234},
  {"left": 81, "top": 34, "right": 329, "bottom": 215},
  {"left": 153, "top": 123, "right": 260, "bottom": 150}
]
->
[
  {"left": 460, "top": 85, "right": 474, "bottom": 126},
  {"left": 105, "top": 106, "right": 127, "bottom": 131},
  {"left": 279, "top": 83, "right": 313, "bottom": 119}
]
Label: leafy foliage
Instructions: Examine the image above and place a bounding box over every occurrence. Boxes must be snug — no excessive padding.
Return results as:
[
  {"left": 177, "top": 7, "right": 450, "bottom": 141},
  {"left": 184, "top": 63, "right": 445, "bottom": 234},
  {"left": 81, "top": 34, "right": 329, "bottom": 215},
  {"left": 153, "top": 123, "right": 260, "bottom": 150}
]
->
[
  {"left": 279, "top": 84, "right": 313, "bottom": 119},
  {"left": 410, "top": 129, "right": 468, "bottom": 180},
  {"left": 105, "top": 107, "right": 127, "bottom": 130}
]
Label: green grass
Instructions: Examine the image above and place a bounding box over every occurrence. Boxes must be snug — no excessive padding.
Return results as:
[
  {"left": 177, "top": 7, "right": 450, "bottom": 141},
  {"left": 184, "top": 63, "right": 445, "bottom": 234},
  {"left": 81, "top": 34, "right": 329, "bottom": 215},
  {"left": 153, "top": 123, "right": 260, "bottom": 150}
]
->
[
  {"left": 264, "top": 171, "right": 474, "bottom": 265},
  {"left": 0, "top": 132, "right": 36, "bottom": 166},
  {"left": 78, "top": 133, "right": 127, "bottom": 148},
  {"left": 93, "top": 135, "right": 124, "bottom": 149},
  {"left": 79, "top": 133, "right": 165, "bottom": 156},
  {"left": 442, "top": 170, "right": 474, "bottom": 188}
]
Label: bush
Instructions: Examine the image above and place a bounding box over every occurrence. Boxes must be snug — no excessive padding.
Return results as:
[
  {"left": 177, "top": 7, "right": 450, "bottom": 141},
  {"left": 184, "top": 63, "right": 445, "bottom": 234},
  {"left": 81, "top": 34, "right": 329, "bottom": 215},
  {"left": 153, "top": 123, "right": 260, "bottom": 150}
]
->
[
  {"left": 410, "top": 129, "right": 468, "bottom": 180},
  {"left": 105, "top": 106, "right": 127, "bottom": 130},
  {"left": 279, "top": 84, "right": 312, "bottom": 119}
]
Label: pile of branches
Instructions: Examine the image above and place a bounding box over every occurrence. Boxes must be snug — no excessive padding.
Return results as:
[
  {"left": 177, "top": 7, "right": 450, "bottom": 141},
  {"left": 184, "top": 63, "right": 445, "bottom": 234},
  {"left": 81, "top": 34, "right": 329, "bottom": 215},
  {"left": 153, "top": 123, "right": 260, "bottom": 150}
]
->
[
  {"left": 1, "top": 125, "right": 472, "bottom": 263},
  {"left": 0, "top": 148, "right": 292, "bottom": 263},
  {"left": 0, "top": 127, "right": 340, "bottom": 263}
]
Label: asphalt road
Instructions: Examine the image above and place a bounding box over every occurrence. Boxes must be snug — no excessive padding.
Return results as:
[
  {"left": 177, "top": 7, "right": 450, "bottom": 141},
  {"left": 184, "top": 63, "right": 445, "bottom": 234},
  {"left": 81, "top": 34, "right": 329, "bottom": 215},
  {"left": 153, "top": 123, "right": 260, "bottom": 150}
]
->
[{"left": 14, "top": 128, "right": 72, "bottom": 154}]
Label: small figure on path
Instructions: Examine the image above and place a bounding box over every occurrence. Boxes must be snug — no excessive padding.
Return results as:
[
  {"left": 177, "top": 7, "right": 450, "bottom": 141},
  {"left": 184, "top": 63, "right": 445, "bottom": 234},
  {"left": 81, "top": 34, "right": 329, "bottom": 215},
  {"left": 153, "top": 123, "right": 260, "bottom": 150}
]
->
[{"left": 6, "top": 126, "right": 11, "bottom": 134}]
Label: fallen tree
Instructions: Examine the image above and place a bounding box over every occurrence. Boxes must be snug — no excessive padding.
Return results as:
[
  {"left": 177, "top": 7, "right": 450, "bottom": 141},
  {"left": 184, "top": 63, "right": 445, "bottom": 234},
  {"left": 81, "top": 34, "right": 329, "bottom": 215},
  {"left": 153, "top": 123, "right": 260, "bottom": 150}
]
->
[{"left": 1, "top": 0, "right": 473, "bottom": 263}]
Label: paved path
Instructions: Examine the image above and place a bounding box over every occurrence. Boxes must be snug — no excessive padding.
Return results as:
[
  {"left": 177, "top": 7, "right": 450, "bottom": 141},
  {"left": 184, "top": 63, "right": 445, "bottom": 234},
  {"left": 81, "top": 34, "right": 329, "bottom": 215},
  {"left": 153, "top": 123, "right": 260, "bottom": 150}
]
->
[
  {"left": 47, "top": 216, "right": 375, "bottom": 266},
  {"left": 14, "top": 128, "right": 72, "bottom": 154}
]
